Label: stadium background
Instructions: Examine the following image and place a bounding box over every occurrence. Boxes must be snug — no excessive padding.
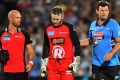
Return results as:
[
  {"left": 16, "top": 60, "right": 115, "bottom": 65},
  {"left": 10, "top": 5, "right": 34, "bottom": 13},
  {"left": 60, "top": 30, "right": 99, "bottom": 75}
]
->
[{"left": 0, "top": 0, "right": 120, "bottom": 80}]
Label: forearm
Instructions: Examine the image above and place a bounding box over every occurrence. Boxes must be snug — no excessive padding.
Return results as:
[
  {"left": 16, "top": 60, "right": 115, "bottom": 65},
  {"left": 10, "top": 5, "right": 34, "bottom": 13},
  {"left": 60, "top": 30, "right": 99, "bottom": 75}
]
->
[
  {"left": 110, "top": 42, "right": 120, "bottom": 55},
  {"left": 42, "top": 47, "right": 49, "bottom": 59},
  {"left": 27, "top": 44, "right": 34, "bottom": 61},
  {"left": 28, "top": 50, "right": 34, "bottom": 61},
  {"left": 80, "top": 38, "right": 91, "bottom": 46}
]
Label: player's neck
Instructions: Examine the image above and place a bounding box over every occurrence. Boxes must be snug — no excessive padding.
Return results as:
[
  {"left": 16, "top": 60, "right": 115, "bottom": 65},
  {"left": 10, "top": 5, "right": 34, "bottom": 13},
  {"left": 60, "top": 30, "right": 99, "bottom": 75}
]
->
[
  {"left": 98, "top": 19, "right": 106, "bottom": 25},
  {"left": 8, "top": 24, "right": 17, "bottom": 34}
]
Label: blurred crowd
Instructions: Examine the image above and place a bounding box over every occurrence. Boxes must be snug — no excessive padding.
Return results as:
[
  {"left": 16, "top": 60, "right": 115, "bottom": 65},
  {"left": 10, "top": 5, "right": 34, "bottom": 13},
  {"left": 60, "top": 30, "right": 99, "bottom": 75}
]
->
[{"left": 0, "top": 0, "right": 120, "bottom": 80}]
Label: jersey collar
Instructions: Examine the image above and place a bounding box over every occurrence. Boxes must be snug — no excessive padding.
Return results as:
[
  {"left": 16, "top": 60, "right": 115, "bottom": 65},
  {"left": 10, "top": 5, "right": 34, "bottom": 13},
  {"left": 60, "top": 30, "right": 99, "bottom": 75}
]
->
[
  {"left": 52, "top": 21, "right": 64, "bottom": 28},
  {"left": 5, "top": 27, "right": 21, "bottom": 32},
  {"left": 96, "top": 17, "right": 110, "bottom": 26}
]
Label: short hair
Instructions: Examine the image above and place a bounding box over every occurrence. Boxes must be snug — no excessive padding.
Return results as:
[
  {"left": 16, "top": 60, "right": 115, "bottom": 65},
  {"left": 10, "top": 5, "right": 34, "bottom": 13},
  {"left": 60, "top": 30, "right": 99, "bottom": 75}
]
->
[
  {"left": 51, "top": 6, "right": 64, "bottom": 15},
  {"left": 96, "top": 0, "right": 110, "bottom": 10}
]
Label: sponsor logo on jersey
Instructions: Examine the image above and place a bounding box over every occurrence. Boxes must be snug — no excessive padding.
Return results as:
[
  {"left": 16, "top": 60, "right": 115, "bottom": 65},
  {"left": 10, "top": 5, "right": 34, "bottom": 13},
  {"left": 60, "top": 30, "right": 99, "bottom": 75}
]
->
[
  {"left": 15, "top": 36, "right": 23, "bottom": 38},
  {"left": 94, "top": 32, "right": 104, "bottom": 40},
  {"left": 51, "top": 37, "right": 64, "bottom": 44},
  {"left": 60, "top": 31, "right": 68, "bottom": 34}
]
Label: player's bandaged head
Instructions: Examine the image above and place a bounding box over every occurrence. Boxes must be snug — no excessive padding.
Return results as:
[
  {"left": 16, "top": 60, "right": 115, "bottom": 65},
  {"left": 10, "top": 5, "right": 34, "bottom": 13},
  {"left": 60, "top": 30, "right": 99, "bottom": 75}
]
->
[{"left": 0, "top": 50, "right": 9, "bottom": 63}]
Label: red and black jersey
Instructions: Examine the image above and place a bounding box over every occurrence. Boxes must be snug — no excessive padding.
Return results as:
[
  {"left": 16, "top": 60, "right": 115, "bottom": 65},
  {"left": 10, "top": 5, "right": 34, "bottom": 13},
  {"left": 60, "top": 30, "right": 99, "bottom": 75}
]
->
[
  {"left": 42, "top": 21, "right": 80, "bottom": 59},
  {"left": 0, "top": 28, "right": 32, "bottom": 72}
]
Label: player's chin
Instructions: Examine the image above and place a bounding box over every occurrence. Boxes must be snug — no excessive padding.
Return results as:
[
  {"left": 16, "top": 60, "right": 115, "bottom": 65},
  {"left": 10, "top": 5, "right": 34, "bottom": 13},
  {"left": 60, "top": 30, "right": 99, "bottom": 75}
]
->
[
  {"left": 54, "top": 24, "right": 58, "bottom": 26},
  {"left": 102, "top": 16, "right": 108, "bottom": 19},
  {"left": 16, "top": 23, "right": 21, "bottom": 27}
]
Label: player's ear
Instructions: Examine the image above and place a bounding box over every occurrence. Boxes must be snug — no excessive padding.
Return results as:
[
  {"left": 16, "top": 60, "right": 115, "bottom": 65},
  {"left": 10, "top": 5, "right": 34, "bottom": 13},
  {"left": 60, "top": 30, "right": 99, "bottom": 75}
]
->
[
  {"left": 96, "top": 9, "right": 98, "bottom": 15},
  {"left": 61, "top": 14, "right": 64, "bottom": 19}
]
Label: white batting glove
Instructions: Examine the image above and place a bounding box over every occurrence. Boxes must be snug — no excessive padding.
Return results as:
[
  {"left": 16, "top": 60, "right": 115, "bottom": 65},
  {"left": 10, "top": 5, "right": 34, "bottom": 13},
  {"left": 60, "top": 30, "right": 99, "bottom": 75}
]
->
[
  {"left": 69, "top": 56, "right": 80, "bottom": 73},
  {"left": 40, "top": 58, "right": 48, "bottom": 77}
]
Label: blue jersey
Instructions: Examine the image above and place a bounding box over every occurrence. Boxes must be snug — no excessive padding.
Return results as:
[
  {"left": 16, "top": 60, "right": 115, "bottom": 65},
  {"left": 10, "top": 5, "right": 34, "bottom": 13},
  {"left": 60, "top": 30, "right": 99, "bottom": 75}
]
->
[{"left": 89, "top": 18, "right": 120, "bottom": 66}]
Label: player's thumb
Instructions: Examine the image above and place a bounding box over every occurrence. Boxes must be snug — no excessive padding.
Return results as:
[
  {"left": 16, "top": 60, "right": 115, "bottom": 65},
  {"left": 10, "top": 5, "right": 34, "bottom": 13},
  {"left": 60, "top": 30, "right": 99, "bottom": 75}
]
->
[
  {"left": 26, "top": 65, "right": 29, "bottom": 72},
  {"left": 69, "top": 63, "right": 74, "bottom": 68}
]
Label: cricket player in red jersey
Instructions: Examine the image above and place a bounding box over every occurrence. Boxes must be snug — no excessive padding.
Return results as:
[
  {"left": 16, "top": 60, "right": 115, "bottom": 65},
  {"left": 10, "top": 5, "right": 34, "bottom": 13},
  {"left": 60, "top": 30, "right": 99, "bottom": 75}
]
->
[
  {"left": 41, "top": 6, "right": 81, "bottom": 80},
  {"left": 0, "top": 10, "right": 34, "bottom": 80}
]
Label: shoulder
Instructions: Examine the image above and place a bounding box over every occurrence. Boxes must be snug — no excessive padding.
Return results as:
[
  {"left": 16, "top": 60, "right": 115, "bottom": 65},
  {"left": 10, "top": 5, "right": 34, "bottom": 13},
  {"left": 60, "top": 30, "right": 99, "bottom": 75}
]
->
[
  {"left": 20, "top": 28, "right": 30, "bottom": 37},
  {"left": 0, "top": 28, "right": 5, "bottom": 32},
  {"left": 0, "top": 28, "right": 6, "bottom": 36},
  {"left": 20, "top": 28, "right": 29, "bottom": 34},
  {"left": 44, "top": 24, "right": 53, "bottom": 31},
  {"left": 63, "top": 21, "right": 73, "bottom": 27},
  {"left": 89, "top": 20, "right": 96, "bottom": 30},
  {"left": 63, "top": 21, "right": 74, "bottom": 31},
  {"left": 90, "top": 20, "right": 96, "bottom": 26},
  {"left": 109, "top": 19, "right": 119, "bottom": 24}
]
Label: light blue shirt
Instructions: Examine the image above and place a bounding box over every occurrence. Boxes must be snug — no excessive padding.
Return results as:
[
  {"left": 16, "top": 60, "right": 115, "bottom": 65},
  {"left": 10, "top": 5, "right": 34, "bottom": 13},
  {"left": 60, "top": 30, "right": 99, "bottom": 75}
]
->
[{"left": 89, "top": 18, "right": 120, "bottom": 66}]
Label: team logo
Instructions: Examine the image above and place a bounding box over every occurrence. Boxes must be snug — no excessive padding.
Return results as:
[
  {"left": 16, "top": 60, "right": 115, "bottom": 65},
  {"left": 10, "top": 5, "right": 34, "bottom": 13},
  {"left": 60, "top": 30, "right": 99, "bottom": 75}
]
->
[
  {"left": 3, "top": 34, "right": 10, "bottom": 40},
  {"left": 52, "top": 46, "right": 65, "bottom": 59},
  {"left": 48, "top": 31, "right": 54, "bottom": 36}
]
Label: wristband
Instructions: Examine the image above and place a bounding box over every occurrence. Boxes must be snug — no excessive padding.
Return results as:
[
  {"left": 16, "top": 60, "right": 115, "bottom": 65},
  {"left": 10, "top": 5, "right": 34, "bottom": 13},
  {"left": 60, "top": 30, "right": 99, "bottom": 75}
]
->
[{"left": 29, "top": 61, "right": 34, "bottom": 65}]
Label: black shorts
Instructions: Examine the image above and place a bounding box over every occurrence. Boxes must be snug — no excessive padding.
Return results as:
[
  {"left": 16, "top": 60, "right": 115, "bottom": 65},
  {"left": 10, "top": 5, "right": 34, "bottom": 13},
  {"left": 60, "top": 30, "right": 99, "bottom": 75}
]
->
[
  {"left": 2, "top": 72, "right": 28, "bottom": 80},
  {"left": 92, "top": 64, "right": 120, "bottom": 80}
]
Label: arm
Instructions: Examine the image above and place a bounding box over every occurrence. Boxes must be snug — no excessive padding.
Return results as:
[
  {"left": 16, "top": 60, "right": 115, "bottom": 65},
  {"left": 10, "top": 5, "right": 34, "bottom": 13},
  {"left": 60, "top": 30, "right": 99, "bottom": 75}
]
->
[
  {"left": 80, "top": 38, "right": 91, "bottom": 46},
  {"left": 41, "top": 28, "right": 49, "bottom": 77},
  {"left": 104, "top": 21, "right": 120, "bottom": 61},
  {"left": 21, "top": 29, "right": 34, "bottom": 72},
  {"left": 110, "top": 38, "right": 120, "bottom": 54},
  {"left": 25, "top": 40, "right": 34, "bottom": 72},
  {"left": 104, "top": 38, "right": 120, "bottom": 61},
  {"left": 26, "top": 44, "right": 34, "bottom": 72},
  {"left": 69, "top": 26, "right": 81, "bottom": 56},
  {"left": 42, "top": 27, "right": 50, "bottom": 59},
  {"left": 26, "top": 44, "right": 34, "bottom": 61}
]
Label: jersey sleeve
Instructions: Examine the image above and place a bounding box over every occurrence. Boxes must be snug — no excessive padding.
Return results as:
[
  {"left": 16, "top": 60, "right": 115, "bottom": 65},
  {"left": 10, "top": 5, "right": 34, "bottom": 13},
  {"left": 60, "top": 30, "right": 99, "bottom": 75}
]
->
[
  {"left": 88, "top": 21, "right": 95, "bottom": 41},
  {"left": 0, "top": 28, "right": 5, "bottom": 49},
  {"left": 112, "top": 20, "right": 120, "bottom": 38},
  {"left": 69, "top": 25, "right": 81, "bottom": 56},
  {"left": 42, "top": 27, "right": 50, "bottom": 59},
  {"left": 21, "top": 29, "right": 33, "bottom": 45}
]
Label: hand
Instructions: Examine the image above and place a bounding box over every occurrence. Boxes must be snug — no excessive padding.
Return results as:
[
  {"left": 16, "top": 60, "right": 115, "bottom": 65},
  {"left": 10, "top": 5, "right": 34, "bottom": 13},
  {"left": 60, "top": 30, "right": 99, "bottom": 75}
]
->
[
  {"left": 26, "top": 63, "right": 32, "bottom": 72},
  {"left": 40, "top": 65, "right": 47, "bottom": 77},
  {"left": 40, "top": 58, "right": 48, "bottom": 77},
  {"left": 88, "top": 56, "right": 92, "bottom": 64},
  {"left": 104, "top": 52, "right": 114, "bottom": 61},
  {"left": 69, "top": 56, "right": 80, "bottom": 73}
]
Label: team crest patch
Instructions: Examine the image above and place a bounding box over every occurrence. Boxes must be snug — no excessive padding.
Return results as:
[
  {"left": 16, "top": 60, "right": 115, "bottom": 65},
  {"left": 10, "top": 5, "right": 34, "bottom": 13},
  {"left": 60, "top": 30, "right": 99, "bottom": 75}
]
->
[
  {"left": 48, "top": 31, "right": 54, "bottom": 36},
  {"left": 52, "top": 46, "right": 65, "bottom": 59},
  {"left": 3, "top": 34, "right": 10, "bottom": 40}
]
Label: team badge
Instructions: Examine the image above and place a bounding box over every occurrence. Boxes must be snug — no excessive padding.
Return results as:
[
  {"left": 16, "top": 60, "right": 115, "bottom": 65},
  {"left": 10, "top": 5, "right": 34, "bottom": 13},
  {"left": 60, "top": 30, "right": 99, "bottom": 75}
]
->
[
  {"left": 3, "top": 34, "right": 10, "bottom": 40},
  {"left": 52, "top": 46, "right": 65, "bottom": 59},
  {"left": 48, "top": 31, "right": 54, "bottom": 36}
]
